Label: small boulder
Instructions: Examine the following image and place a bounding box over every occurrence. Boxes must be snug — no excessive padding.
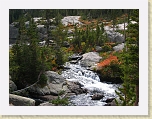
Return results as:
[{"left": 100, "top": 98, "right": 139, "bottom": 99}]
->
[{"left": 91, "top": 93, "right": 104, "bottom": 100}]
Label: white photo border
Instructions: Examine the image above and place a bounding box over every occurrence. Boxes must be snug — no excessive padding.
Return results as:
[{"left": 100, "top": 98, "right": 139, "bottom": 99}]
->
[{"left": 0, "top": 0, "right": 148, "bottom": 115}]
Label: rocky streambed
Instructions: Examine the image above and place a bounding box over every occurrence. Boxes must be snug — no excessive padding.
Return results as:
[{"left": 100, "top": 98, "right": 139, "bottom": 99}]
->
[{"left": 61, "top": 54, "right": 121, "bottom": 106}]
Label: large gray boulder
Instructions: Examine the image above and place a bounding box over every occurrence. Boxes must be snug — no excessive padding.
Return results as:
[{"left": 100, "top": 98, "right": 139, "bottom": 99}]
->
[
  {"left": 9, "top": 94, "right": 35, "bottom": 106},
  {"left": 28, "top": 71, "right": 70, "bottom": 96},
  {"left": 80, "top": 52, "right": 102, "bottom": 67},
  {"left": 106, "top": 30, "right": 125, "bottom": 43}
]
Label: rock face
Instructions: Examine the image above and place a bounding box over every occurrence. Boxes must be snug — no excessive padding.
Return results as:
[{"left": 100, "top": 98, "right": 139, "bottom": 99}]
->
[
  {"left": 80, "top": 52, "right": 102, "bottom": 67},
  {"left": 9, "top": 94, "right": 35, "bottom": 106},
  {"left": 106, "top": 30, "right": 125, "bottom": 43},
  {"left": 9, "top": 80, "right": 17, "bottom": 92},
  {"left": 28, "top": 71, "right": 69, "bottom": 96}
]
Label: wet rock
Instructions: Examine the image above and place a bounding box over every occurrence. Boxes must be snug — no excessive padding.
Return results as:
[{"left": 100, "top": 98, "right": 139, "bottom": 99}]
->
[
  {"left": 67, "top": 81, "right": 87, "bottom": 95},
  {"left": 91, "top": 93, "right": 104, "bottom": 100},
  {"left": 105, "top": 98, "right": 115, "bottom": 103}
]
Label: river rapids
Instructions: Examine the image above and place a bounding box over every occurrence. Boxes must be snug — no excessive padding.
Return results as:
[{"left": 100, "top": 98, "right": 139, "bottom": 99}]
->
[{"left": 61, "top": 61, "right": 121, "bottom": 106}]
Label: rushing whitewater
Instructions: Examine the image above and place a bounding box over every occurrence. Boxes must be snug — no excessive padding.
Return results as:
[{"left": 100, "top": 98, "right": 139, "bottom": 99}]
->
[{"left": 61, "top": 61, "right": 120, "bottom": 106}]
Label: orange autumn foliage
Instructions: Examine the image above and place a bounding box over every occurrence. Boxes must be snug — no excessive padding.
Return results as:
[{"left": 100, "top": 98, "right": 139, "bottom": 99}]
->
[{"left": 97, "top": 55, "right": 118, "bottom": 67}]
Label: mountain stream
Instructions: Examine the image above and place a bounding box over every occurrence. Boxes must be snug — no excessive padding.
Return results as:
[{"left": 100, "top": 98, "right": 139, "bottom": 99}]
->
[{"left": 61, "top": 61, "right": 121, "bottom": 106}]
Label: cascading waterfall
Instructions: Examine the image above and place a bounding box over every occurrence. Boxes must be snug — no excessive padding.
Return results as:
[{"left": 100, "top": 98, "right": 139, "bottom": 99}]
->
[{"left": 61, "top": 61, "right": 120, "bottom": 106}]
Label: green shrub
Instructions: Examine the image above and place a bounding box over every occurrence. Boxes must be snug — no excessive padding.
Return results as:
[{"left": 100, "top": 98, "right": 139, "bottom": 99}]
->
[{"left": 51, "top": 96, "right": 69, "bottom": 106}]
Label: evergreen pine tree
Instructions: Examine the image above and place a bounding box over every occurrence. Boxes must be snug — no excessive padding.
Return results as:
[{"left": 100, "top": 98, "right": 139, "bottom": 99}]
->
[{"left": 115, "top": 9, "right": 139, "bottom": 106}]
